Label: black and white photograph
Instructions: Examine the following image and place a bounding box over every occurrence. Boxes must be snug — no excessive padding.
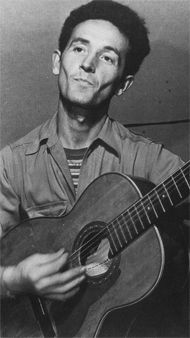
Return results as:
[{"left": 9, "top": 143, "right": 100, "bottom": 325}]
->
[{"left": 0, "top": 1, "right": 189, "bottom": 337}]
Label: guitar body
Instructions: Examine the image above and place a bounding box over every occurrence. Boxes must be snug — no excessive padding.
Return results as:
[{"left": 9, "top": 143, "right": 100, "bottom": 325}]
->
[{"left": 1, "top": 173, "right": 188, "bottom": 337}]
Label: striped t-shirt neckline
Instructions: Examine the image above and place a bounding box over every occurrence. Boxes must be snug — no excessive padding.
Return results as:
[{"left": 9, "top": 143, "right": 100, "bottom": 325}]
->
[{"left": 64, "top": 147, "right": 87, "bottom": 191}]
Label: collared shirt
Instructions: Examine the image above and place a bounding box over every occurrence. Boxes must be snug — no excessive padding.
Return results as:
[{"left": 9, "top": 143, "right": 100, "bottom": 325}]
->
[{"left": 0, "top": 113, "right": 183, "bottom": 235}]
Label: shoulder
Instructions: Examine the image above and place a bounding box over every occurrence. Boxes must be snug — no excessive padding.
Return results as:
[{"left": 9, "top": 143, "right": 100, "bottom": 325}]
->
[
  {"left": 111, "top": 119, "right": 157, "bottom": 147},
  {"left": 0, "top": 118, "right": 50, "bottom": 160},
  {"left": 10, "top": 120, "right": 49, "bottom": 151},
  {"left": 110, "top": 119, "right": 183, "bottom": 184}
]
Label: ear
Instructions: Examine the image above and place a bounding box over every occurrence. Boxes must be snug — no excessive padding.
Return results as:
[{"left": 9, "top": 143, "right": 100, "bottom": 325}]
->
[
  {"left": 115, "top": 75, "right": 134, "bottom": 96},
  {"left": 52, "top": 50, "right": 61, "bottom": 75}
]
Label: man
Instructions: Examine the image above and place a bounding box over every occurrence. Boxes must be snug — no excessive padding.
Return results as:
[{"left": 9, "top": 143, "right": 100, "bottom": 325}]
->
[{"left": 0, "top": 0, "right": 188, "bottom": 337}]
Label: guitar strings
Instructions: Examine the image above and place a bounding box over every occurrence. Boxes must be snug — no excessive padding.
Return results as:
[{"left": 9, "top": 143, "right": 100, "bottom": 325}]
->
[
  {"left": 69, "top": 165, "right": 189, "bottom": 266},
  {"left": 68, "top": 163, "right": 190, "bottom": 265},
  {"left": 69, "top": 164, "right": 189, "bottom": 264},
  {"left": 69, "top": 180, "right": 187, "bottom": 266}
]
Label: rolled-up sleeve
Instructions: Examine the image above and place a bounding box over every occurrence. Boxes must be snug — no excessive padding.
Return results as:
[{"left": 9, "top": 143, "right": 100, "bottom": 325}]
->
[{"left": 0, "top": 147, "right": 20, "bottom": 235}]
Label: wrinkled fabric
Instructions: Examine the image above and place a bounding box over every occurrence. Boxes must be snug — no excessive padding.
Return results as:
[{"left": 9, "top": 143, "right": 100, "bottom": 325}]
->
[{"left": 0, "top": 113, "right": 183, "bottom": 234}]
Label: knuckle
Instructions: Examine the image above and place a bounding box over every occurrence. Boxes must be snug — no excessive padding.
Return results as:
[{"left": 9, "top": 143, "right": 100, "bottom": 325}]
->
[
  {"left": 28, "top": 270, "right": 38, "bottom": 283},
  {"left": 33, "top": 253, "right": 41, "bottom": 260},
  {"left": 35, "top": 279, "right": 44, "bottom": 291}
]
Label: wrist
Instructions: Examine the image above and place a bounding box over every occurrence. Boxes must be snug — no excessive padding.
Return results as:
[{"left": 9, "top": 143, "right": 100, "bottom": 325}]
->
[{"left": 1, "top": 266, "right": 18, "bottom": 298}]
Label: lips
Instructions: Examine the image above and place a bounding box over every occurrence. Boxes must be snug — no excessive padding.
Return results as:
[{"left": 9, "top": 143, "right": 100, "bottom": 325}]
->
[{"left": 74, "top": 77, "right": 94, "bottom": 86}]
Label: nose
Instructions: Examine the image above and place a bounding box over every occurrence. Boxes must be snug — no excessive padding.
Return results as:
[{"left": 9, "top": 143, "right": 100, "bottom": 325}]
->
[{"left": 80, "top": 54, "right": 96, "bottom": 73}]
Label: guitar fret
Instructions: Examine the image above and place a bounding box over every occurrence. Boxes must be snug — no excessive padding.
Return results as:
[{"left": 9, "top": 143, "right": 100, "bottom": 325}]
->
[
  {"left": 126, "top": 224, "right": 133, "bottom": 239},
  {"left": 107, "top": 227, "right": 117, "bottom": 254},
  {"left": 155, "top": 190, "right": 166, "bottom": 212},
  {"left": 128, "top": 210, "right": 139, "bottom": 234},
  {"left": 117, "top": 216, "right": 128, "bottom": 244},
  {"left": 134, "top": 205, "right": 145, "bottom": 229},
  {"left": 147, "top": 194, "right": 158, "bottom": 218},
  {"left": 171, "top": 176, "right": 182, "bottom": 198},
  {"left": 180, "top": 168, "right": 190, "bottom": 189},
  {"left": 108, "top": 221, "right": 125, "bottom": 253},
  {"left": 106, "top": 161, "right": 189, "bottom": 257},
  {"left": 140, "top": 201, "right": 151, "bottom": 224},
  {"left": 114, "top": 220, "right": 123, "bottom": 248},
  {"left": 163, "top": 182, "right": 174, "bottom": 206}
]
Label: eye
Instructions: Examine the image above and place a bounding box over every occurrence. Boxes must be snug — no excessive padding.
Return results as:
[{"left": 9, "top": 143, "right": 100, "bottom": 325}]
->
[
  {"left": 73, "top": 46, "right": 85, "bottom": 53},
  {"left": 100, "top": 54, "right": 114, "bottom": 65}
]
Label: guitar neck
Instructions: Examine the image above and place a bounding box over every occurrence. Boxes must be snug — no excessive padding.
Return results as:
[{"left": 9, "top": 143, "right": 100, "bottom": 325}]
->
[{"left": 108, "top": 161, "right": 190, "bottom": 257}]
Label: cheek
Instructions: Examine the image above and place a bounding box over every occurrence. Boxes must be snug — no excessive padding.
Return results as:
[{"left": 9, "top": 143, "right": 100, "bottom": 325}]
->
[
  {"left": 58, "top": 64, "right": 69, "bottom": 89},
  {"left": 58, "top": 56, "right": 79, "bottom": 88},
  {"left": 59, "top": 55, "right": 72, "bottom": 76},
  {"left": 99, "top": 71, "right": 121, "bottom": 94},
  {"left": 61, "top": 53, "right": 80, "bottom": 74},
  {"left": 99, "top": 65, "right": 121, "bottom": 84}
]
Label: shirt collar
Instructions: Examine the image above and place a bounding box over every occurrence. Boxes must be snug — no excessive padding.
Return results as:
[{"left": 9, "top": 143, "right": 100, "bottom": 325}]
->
[
  {"left": 26, "top": 113, "right": 120, "bottom": 157},
  {"left": 26, "top": 113, "right": 58, "bottom": 155},
  {"left": 92, "top": 116, "right": 121, "bottom": 158}
]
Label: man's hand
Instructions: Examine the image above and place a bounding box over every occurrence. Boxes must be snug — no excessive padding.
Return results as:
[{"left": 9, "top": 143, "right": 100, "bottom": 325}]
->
[{"left": 2, "top": 248, "right": 86, "bottom": 301}]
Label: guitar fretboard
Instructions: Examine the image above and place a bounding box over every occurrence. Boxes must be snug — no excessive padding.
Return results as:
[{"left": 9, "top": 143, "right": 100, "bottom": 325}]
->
[{"left": 108, "top": 161, "right": 190, "bottom": 256}]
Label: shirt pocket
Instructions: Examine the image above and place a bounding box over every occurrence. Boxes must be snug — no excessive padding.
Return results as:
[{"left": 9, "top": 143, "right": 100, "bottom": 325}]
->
[{"left": 26, "top": 201, "right": 68, "bottom": 218}]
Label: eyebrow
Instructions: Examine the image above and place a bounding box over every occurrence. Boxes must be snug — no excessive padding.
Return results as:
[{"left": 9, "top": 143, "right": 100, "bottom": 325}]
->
[
  {"left": 103, "top": 46, "right": 120, "bottom": 57},
  {"left": 69, "top": 38, "right": 89, "bottom": 47},
  {"left": 69, "top": 38, "right": 120, "bottom": 57}
]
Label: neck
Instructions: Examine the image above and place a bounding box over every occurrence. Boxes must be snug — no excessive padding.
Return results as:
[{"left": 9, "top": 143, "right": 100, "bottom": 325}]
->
[{"left": 57, "top": 97, "right": 109, "bottom": 149}]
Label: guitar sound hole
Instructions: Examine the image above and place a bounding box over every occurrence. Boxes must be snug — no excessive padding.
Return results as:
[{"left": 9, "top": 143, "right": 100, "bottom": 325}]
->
[{"left": 75, "top": 223, "right": 112, "bottom": 278}]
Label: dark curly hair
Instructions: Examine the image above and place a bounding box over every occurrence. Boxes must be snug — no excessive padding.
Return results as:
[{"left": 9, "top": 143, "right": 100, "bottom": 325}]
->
[{"left": 58, "top": 0, "right": 150, "bottom": 76}]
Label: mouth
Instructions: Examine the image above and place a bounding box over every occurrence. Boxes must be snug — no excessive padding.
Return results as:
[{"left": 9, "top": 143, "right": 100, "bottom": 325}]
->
[{"left": 74, "top": 77, "right": 94, "bottom": 86}]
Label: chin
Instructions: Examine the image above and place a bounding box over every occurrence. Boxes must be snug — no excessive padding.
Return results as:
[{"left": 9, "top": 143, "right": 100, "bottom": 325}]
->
[
  {"left": 72, "top": 101, "right": 96, "bottom": 110},
  {"left": 61, "top": 92, "right": 110, "bottom": 109},
  {"left": 67, "top": 95, "right": 97, "bottom": 108}
]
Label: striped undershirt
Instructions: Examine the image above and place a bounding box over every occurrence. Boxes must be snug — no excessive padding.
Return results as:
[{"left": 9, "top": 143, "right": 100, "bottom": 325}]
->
[{"left": 64, "top": 148, "right": 87, "bottom": 191}]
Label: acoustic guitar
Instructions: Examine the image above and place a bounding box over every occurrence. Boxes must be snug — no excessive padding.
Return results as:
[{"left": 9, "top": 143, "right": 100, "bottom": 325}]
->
[{"left": 1, "top": 161, "right": 189, "bottom": 337}]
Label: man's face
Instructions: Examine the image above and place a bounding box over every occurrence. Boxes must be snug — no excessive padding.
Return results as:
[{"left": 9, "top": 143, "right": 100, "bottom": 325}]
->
[{"left": 55, "top": 19, "right": 129, "bottom": 107}]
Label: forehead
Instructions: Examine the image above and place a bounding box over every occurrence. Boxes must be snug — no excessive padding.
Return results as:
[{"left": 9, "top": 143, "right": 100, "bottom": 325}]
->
[{"left": 68, "top": 19, "right": 129, "bottom": 52}]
